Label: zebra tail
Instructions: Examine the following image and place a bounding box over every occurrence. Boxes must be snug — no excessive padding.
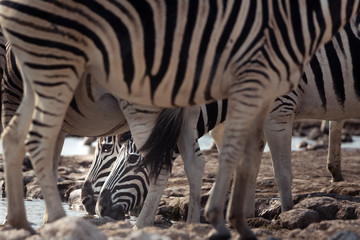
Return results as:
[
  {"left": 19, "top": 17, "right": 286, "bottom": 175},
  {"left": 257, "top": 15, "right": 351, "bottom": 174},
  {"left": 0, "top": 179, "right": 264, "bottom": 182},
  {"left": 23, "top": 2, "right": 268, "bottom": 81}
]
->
[{"left": 138, "top": 108, "right": 184, "bottom": 181}]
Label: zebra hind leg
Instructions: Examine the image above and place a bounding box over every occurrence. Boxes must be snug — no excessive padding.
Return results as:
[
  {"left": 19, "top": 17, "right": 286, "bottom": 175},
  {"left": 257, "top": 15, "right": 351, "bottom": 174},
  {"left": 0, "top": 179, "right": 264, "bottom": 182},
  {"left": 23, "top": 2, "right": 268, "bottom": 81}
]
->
[
  {"left": 177, "top": 106, "right": 204, "bottom": 223},
  {"left": 2, "top": 77, "right": 35, "bottom": 233},
  {"left": 205, "top": 96, "right": 273, "bottom": 240},
  {"left": 264, "top": 113, "right": 294, "bottom": 212},
  {"left": 24, "top": 71, "right": 81, "bottom": 223},
  {"left": 42, "top": 131, "right": 66, "bottom": 223},
  {"left": 327, "top": 120, "right": 345, "bottom": 182},
  {"left": 226, "top": 108, "right": 269, "bottom": 231}
]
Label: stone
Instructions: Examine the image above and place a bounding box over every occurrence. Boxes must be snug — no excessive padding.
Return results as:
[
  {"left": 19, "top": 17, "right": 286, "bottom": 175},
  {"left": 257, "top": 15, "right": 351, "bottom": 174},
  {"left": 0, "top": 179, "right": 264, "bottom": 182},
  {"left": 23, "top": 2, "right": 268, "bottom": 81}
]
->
[
  {"left": 121, "top": 230, "right": 172, "bottom": 240},
  {"left": 258, "top": 198, "right": 282, "bottom": 220},
  {"left": 295, "top": 197, "right": 340, "bottom": 220},
  {"left": 38, "top": 216, "right": 106, "bottom": 240},
  {"left": 337, "top": 203, "right": 357, "bottom": 220},
  {"left": 328, "top": 230, "right": 360, "bottom": 240},
  {"left": 68, "top": 189, "right": 85, "bottom": 211},
  {"left": 279, "top": 208, "right": 320, "bottom": 229},
  {"left": 0, "top": 225, "right": 31, "bottom": 240}
]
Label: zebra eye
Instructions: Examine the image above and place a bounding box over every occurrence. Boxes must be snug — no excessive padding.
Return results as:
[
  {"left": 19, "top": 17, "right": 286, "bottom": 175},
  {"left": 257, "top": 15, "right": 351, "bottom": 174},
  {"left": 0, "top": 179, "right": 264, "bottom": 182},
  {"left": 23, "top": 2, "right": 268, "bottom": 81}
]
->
[
  {"left": 119, "top": 131, "right": 132, "bottom": 143},
  {"left": 128, "top": 154, "right": 140, "bottom": 164},
  {"left": 102, "top": 144, "right": 113, "bottom": 153}
]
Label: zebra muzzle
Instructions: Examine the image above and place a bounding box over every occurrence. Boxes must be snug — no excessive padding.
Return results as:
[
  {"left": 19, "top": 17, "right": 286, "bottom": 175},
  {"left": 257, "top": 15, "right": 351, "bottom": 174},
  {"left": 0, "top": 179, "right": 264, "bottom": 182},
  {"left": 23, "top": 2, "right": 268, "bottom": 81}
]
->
[
  {"left": 81, "top": 181, "right": 97, "bottom": 215},
  {"left": 96, "top": 189, "right": 125, "bottom": 220}
]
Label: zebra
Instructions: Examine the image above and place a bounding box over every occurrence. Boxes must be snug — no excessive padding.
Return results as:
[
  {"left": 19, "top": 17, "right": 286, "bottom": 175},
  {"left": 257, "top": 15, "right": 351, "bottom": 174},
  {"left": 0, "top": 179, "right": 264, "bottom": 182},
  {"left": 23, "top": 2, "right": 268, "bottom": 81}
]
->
[
  {"left": 82, "top": 100, "right": 227, "bottom": 220},
  {"left": 264, "top": 11, "right": 360, "bottom": 213},
  {"left": 0, "top": 33, "right": 134, "bottom": 227},
  {"left": 88, "top": 9, "right": 360, "bottom": 225},
  {"left": 0, "top": 26, "right": 227, "bottom": 228},
  {"left": 81, "top": 133, "right": 132, "bottom": 215},
  {"left": 88, "top": 12, "right": 360, "bottom": 223},
  {"left": 1, "top": 1, "right": 359, "bottom": 239},
  {"left": 0, "top": 32, "right": 211, "bottom": 228}
]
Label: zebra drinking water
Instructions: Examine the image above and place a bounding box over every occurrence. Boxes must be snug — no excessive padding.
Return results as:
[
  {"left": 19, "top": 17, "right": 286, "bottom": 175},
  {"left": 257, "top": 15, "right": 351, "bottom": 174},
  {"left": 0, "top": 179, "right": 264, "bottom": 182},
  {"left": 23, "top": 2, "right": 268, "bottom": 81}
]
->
[
  {"left": 81, "top": 101, "right": 226, "bottom": 220},
  {"left": 1, "top": 1, "right": 359, "bottom": 239}
]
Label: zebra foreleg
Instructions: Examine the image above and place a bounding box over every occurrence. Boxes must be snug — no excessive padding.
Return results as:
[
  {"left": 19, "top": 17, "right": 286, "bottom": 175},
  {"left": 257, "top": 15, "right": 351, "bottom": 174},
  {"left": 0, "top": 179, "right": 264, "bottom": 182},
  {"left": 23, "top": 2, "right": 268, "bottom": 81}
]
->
[
  {"left": 264, "top": 113, "right": 294, "bottom": 212},
  {"left": 2, "top": 77, "right": 35, "bottom": 233},
  {"left": 177, "top": 106, "right": 204, "bottom": 223},
  {"left": 327, "top": 120, "right": 345, "bottom": 182},
  {"left": 134, "top": 167, "right": 170, "bottom": 229}
]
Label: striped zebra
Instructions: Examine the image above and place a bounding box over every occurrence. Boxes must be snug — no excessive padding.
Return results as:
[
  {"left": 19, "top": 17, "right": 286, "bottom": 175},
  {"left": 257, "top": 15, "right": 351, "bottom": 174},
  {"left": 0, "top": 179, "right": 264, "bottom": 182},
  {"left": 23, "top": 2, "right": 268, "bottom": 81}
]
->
[
  {"left": 264, "top": 11, "right": 360, "bottom": 213},
  {"left": 0, "top": 33, "right": 133, "bottom": 227},
  {"left": 0, "top": 33, "right": 210, "bottom": 227},
  {"left": 1, "top": 1, "right": 359, "bottom": 239},
  {"left": 0, "top": 29, "right": 224, "bottom": 228},
  {"left": 81, "top": 133, "right": 132, "bottom": 215},
  {"left": 93, "top": 11, "right": 360, "bottom": 222},
  {"left": 81, "top": 100, "right": 226, "bottom": 220}
]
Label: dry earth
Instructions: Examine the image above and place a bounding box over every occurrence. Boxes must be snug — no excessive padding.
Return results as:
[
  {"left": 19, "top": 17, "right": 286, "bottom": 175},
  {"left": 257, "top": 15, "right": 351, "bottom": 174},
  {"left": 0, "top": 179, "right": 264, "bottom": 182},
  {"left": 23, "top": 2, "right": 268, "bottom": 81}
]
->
[{"left": 0, "top": 121, "right": 360, "bottom": 239}]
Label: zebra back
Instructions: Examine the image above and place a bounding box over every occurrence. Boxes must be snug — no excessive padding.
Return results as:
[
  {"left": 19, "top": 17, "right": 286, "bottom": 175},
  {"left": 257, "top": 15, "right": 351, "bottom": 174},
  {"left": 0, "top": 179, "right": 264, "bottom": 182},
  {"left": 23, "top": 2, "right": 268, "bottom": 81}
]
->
[{"left": 270, "top": 12, "right": 360, "bottom": 124}]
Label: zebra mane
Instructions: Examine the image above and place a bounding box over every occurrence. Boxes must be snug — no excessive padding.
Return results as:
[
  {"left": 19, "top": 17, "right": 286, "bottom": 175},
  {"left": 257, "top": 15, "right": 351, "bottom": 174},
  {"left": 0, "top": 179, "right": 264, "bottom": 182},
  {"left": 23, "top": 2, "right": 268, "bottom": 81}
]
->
[{"left": 138, "top": 108, "right": 184, "bottom": 181}]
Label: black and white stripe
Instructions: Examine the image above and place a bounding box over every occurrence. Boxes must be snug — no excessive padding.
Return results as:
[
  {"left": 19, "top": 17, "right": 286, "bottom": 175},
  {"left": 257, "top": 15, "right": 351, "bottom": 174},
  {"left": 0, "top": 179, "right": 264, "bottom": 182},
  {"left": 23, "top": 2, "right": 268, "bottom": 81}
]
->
[
  {"left": 264, "top": 12, "right": 360, "bottom": 213},
  {"left": 1, "top": 1, "right": 359, "bottom": 238},
  {"left": 81, "top": 100, "right": 227, "bottom": 220}
]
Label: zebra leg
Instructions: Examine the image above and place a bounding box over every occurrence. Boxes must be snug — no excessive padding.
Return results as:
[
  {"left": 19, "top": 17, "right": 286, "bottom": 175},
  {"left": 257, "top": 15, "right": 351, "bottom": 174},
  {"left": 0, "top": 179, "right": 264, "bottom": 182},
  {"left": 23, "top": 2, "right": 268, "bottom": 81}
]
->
[
  {"left": 205, "top": 124, "right": 224, "bottom": 196},
  {"left": 205, "top": 98, "right": 270, "bottom": 240},
  {"left": 209, "top": 122, "right": 225, "bottom": 151},
  {"left": 118, "top": 100, "right": 166, "bottom": 228},
  {"left": 226, "top": 105, "right": 270, "bottom": 240},
  {"left": 327, "top": 120, "right": 345, "bottom": 182},
  {"left": 42, "top": 130, "right": 66, "bottom": 223},
  {"left": 23, "top": 70, "right": 81, "bottom": 223},
  {"left": 264, "top": 113, "right": 294, "bottom": 212},
  {"left": 134, "top": 167, "right": 170, "bottom": 228},
  {"left": 233, "top": 132, "right": 265, "bottom": 219},
  {"left": 177, "top": 106, "right": 204, "bottom": 223},
  {"left": 1, "top": 77, "right": 35, "bottom": 232}
]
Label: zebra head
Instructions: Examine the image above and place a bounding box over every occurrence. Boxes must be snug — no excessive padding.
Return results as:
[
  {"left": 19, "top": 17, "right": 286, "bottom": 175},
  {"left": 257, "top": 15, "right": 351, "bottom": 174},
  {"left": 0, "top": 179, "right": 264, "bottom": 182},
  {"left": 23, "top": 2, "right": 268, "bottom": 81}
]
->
[
  {"left": 95, "top": 136, "right": 149, "bottom": 220},
  {"left": 81, "top": 132, "right": 131, "bottom": 214}
]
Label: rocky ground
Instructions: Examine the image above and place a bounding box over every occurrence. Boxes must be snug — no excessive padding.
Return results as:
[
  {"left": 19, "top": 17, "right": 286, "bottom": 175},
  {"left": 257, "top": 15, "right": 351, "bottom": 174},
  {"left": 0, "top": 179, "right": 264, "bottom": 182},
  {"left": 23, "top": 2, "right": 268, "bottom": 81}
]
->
[{"left": 0, "top": 120, "right": 360, "bottom": 239}]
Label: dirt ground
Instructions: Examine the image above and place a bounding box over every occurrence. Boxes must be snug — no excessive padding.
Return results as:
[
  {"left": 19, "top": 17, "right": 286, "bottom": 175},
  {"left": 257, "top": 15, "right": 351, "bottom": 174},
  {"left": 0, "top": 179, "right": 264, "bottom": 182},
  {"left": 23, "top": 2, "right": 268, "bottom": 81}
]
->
[
  {"left": 159, "top": 148, "right": 360, "bottom": 239},
  {"left": 1, "top": 133, "right": 360, "bottom": 239}
]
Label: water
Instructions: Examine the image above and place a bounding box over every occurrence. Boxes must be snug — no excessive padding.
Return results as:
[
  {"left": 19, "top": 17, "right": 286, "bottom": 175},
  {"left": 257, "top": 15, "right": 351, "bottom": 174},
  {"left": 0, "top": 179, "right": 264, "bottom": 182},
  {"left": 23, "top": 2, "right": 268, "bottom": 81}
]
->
[{"left": 0, "top": 198, "right": 88, "bottom": 229}]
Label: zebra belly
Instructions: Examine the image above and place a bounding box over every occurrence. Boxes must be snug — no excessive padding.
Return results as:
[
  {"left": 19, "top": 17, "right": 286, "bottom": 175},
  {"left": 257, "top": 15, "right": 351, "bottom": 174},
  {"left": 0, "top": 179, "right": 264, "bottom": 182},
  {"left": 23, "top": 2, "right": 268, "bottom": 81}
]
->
[{"left": 62, "top": 78, "right": 129, "bottom": 137}]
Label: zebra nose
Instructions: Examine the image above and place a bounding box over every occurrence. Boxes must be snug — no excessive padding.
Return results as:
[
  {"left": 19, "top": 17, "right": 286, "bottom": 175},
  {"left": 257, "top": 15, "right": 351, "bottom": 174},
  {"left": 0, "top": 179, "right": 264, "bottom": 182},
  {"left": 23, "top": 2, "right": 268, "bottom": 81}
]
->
[
  {"left": 81, "top": 181, "right": 96, "bottom": 215},
  {"left": 96, "top": 189, "right": 125, "bottom": 220}
]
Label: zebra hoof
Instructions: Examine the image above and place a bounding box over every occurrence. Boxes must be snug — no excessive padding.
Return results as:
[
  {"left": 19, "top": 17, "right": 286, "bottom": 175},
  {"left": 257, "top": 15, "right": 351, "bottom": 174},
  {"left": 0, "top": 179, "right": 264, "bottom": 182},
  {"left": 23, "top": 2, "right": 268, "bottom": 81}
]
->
[{"left": 208, "top": 229, "right": 231, "bottom": 240}]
